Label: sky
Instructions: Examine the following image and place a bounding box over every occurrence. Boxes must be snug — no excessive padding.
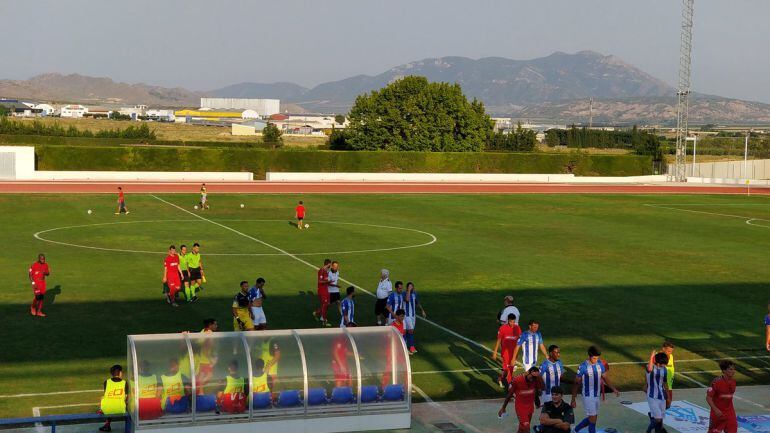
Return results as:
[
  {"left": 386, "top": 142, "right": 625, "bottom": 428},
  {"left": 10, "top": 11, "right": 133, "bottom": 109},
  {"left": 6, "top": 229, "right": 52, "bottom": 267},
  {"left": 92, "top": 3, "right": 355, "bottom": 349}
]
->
[{"left": 1, "top": 0, "right": 769, "bottom": 102}]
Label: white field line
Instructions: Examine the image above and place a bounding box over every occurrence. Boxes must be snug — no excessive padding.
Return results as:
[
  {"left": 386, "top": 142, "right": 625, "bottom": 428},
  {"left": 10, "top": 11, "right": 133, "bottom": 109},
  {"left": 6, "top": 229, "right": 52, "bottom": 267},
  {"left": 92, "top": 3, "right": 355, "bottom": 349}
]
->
[
  {"left": 643, "top": 203, "right": 770, "bottom": 221},
  {"left": 150, "top": 194, "right": 493, "bottom": 354},
  {"left": 0, "top": 389, "right": 102, "bottom": 399},
  {"left": 33, "top": 403, "right": 95, "bottom": 411},
  {"left": 31, "top": 406, "right": 43, "bottom": 433},
  {"left": 33, "top": 219, "right": 437, "bottom": 257}
]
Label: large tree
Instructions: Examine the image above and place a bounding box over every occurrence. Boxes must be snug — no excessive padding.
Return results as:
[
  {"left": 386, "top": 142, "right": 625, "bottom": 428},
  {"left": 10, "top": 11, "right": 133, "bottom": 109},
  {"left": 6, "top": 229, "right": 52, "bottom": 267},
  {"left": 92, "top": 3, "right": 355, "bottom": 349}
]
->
[{"left": 346, "top": 76, "right": 492, "bottom": 151}]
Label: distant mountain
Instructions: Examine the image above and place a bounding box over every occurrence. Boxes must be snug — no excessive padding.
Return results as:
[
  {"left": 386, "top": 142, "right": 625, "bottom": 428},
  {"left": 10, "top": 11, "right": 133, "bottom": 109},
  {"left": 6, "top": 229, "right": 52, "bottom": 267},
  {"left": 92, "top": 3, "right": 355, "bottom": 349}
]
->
[
  {"left": 0, "top": 73, "right": 203, "bottom": 107},
  {"left": 212, "top": 81, "right": 308, "bottom": 100}
]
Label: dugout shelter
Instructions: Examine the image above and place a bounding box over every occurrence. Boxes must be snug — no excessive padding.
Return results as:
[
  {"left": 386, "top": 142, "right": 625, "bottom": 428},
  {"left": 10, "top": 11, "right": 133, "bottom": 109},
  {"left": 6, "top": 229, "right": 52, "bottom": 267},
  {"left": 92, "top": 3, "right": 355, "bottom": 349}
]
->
[{"left": 126, "top": 327, "right": 411, "bottom": 433}]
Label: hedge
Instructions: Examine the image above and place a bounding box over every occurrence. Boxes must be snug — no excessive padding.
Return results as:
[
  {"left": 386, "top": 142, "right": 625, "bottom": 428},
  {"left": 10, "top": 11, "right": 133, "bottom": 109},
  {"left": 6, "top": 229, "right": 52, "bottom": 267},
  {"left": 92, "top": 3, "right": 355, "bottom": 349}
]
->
[
  {"left": 0, "top": 134, "right": 274, "bottom": 149},
  {"left": 31, "top": 146, "right": 653, "bottom": 179}
]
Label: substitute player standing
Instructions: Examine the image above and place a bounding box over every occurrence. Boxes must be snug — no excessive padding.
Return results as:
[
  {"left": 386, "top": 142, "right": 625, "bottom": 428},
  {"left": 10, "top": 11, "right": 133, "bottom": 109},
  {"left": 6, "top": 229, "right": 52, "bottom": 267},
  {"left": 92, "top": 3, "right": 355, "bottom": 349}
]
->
[
  {"left": 498, "top": 367, "right": 543, "bottom": 433},
  {"left": 328, "top": 261, "right": 341, "bottom": 322},
  {"left": 513, "top": 320, "right": 549, "bottom": 371},
  {"left": 162, "top": 245, "right": 183, "bottom": 307},
  {"left": 644, "top": 352, "right": 671, "bottom": 433},
  {"left": 295, "top": 200, "right": 306, "bottom": 229},
  {"left": 404, "top": 282, "right": 427, "bottom": 354},
  {"left": 540, "top": 345, "right": 565, "bottom": 404},
  {"left": 706, "top": 360, "right": 738, "bottom": 433},
  {"left": 571, "top": 346, "right": 620, "bottom": 433},
  {"left": 29, "top": 253, "right": 50, "bottom": 317},
  {"left": 313, "top": 258, "right": 332, "bottom": 326},
  {"left": 115, "top": 187, "right": 129, "bottom": 215},
  {"left": 492, "top": 313, "right": 522, "bottom": 388}
]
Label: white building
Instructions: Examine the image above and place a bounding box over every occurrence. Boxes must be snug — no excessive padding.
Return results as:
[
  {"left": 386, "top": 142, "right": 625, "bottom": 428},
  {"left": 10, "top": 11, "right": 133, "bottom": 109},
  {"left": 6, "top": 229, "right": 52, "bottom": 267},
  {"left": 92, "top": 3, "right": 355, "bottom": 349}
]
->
[
  {"left": 60, "top": 104, "right": 88, "bottom": 118},
  {"left": 200, "top": 98, "right": 280, "bottom": 116},
  {"left": 34, "top": 104, "right": 56, "bottom": 116},
  {"left": 118, "top": 105, "right": 147, "bottom": 120},
  {"left": 146, "top": 109, "right": 175, "bottom": 122},
  {"left": 241, "top": 109, "right": 260, "bottom": 119}
]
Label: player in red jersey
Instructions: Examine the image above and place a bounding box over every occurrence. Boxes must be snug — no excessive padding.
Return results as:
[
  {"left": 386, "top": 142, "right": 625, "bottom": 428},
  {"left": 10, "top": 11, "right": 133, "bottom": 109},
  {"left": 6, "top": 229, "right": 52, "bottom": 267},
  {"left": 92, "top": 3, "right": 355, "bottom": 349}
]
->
[
  {"left": 706, "top": 360, "right": 738, "bottom": 433},
  {"left": 331, "top": 334, "right": 351, "bottom": 387},
  {"left": 162, "top": 246, "right": 183, "bottom": 307},
  {"left": 493, "top": 313, "right": 522, "bottom": 388},
  {"left": 498, "top": 367, "right": 543, "bottom": 433},
  {"left": 115, "top": 187, "right": 129, "bottom": 215},
  {"left": 295, "top": 200, "right": 306, "bottom": 229},
  {"left": 391, "top": 309, "right": 406, "bottom": 337},
  {"left": 29, "top": 254, "right": 50, "bottom": 317},
  {"left": 313, "top": 258, "right": 332, "bottom": 326}
]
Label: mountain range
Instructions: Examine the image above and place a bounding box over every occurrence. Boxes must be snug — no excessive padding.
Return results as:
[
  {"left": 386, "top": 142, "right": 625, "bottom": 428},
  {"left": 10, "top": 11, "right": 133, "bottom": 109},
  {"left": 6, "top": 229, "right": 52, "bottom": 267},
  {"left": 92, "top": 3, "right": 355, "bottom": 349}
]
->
[{"left": 2, "top": 51, "right": 770, "bottom": 124}]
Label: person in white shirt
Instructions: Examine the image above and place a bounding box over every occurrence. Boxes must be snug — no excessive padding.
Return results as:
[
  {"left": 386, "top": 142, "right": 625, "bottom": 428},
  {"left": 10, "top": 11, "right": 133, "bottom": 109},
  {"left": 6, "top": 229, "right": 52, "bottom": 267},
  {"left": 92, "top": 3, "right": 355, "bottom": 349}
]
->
[
  {"left": 375, "top": 269, "right": 392, "bottom": 325},
  {"left": 328, "top": 261, "right": 341, "bottom": 322},
  {"left": 498, "top": 295, "right": 520, "bottom": 325}
]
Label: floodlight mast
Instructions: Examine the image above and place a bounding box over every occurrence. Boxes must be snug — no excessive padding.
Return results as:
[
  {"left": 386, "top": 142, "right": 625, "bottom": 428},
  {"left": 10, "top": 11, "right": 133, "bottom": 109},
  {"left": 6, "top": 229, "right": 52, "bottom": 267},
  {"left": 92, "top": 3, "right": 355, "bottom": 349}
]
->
[{"left": 674, "top": 0, "right": 695, "bottom": 182}]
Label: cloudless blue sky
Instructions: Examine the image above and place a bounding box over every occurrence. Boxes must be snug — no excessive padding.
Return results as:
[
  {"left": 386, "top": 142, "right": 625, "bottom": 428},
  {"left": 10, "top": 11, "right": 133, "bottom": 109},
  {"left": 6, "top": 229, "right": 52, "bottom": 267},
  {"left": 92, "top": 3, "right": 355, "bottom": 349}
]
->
[{"left": 1, "top": 0, "right": 768, "bottom": 102}]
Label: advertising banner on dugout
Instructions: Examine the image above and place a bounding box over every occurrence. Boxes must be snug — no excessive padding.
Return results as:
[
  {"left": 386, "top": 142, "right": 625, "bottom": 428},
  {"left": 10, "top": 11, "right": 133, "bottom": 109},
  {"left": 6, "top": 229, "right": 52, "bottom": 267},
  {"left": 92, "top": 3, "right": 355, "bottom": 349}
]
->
[
  {"left": 626, "top": 401, "right": 763, "bottom": 433},
  {"left": 738, "top": 416, "right": 770, "bottom": 433}
]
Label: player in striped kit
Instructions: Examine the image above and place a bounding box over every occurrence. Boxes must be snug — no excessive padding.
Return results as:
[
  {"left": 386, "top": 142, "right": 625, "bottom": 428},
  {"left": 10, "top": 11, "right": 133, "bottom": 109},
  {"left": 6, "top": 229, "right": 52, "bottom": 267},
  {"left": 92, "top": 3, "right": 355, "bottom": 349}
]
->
[
  {"left": 539, "top": 345, "right": 564, "bottom": 404},
  {"left": 403, "top": 282, "right": 427, "bottom": 354},
  {"left": 570, "top": 346, "right": 619, "bottom": 433},
  {"left": 340, "top": 286, "right": 356, "bottom": 328},
  {"left": 644, "top": 352, "right": 671, "bottom": 433},
  {"left": 385, "top": 281, "right": 405, "bottom": 325},
  {"left": 513, "top": 320, "right": 548, "bottom": 371}
]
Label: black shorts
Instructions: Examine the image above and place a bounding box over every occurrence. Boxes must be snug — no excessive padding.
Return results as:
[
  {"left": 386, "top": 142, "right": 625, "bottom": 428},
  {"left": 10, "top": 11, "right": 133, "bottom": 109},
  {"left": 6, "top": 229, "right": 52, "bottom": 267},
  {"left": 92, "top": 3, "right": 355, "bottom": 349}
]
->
[
  {"left": 297, "top": 216, "right": 304, "bottom": 221},
  {"left": 189, "top": 267, "right": 202, "bottom": 281},
  {"left": 329, "top": 292, "right": 341, "bottom": 303},
  {"left": 181, "top": 270, "right": 191, "bottom": 283},
  {"left": 375, "top": 298, "right": 388, "bottom": 316}
]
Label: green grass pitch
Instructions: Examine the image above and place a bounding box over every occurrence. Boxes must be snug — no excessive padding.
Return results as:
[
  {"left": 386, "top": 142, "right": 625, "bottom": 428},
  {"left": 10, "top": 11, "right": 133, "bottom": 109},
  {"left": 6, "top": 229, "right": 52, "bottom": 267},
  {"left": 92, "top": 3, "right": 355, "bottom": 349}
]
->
[{"left": 0, "top": 192, "right": 769, "bottom": 418}]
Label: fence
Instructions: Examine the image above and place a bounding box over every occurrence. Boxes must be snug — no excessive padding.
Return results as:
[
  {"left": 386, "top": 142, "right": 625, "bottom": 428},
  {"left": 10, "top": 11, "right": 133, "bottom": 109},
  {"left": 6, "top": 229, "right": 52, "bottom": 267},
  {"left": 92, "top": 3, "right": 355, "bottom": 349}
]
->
[{"left": 668, "top": 159, "right": 770, "bottom": 180}]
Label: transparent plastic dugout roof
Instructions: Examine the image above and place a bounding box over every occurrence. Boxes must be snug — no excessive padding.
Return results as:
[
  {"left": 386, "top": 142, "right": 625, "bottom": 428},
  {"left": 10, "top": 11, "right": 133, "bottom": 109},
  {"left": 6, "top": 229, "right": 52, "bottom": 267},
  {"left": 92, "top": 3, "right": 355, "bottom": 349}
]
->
[{"left": 126, "top": 327, "right": 411, "bottom": 429}]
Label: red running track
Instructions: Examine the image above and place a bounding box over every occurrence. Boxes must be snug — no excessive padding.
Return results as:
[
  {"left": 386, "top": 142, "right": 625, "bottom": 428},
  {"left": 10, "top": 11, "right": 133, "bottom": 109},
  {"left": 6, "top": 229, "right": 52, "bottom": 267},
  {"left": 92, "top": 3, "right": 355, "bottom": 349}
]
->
[{"left": 1, "top": 181, "right": 769, "bottom": 195}]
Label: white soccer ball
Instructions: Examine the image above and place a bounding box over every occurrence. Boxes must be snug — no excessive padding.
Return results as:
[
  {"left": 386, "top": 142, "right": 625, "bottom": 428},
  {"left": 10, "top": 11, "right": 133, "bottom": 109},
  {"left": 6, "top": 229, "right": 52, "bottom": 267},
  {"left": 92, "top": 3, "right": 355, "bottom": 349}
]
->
[
  {"left": 87, "top": 209, "right": 92, "bottom": 215},
  {"left": 240, "top": 203, "right": 245, "bottom": 208},
  {"left": 304, "top": 223, "right": 310, "bottom": 229},
  {"left": 194, "top": 205, "right": 199, "bottom": 210}
]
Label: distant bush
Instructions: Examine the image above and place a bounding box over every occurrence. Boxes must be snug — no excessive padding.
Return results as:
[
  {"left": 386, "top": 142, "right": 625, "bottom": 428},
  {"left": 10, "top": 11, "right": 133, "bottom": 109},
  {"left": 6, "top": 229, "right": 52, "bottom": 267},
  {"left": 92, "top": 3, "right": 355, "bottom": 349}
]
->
[
  {"left": 327, "top": 128, "right": 351, "bottom": 150},
  {"left": 262, "top": 122, "right": 283, "bottom": 148},
  {"left": 486, "top": 123, "right": 537, "bottom": 152},
  {"left": 0, "top": 117, "right": 156, "bottom": 140}
]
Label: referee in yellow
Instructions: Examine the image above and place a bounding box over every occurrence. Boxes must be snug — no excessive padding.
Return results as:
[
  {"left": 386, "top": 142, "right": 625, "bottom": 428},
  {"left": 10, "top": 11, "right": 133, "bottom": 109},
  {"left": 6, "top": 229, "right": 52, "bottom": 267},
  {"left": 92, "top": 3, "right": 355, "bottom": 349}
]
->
[{"left": 99, "top": 364, "right": 128, "bottom": 432}]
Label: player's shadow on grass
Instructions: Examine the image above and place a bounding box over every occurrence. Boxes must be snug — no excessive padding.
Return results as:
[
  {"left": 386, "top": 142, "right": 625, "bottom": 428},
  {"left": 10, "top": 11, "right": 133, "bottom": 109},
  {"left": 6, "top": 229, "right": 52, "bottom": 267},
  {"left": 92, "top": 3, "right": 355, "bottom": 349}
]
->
[{"left": 45, "top": 285, "right": 62, "bottom": 305}]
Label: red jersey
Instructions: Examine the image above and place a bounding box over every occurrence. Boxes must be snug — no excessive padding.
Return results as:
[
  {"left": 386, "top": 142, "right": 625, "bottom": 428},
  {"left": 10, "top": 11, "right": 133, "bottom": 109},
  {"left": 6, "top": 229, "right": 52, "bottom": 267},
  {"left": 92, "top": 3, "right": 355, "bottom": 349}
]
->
[
  {"left": 510, "top": 374, "right": 539, "bottom": 411},
  {"left": 164, "top": 255, "right": 180, "bottom": 279},
  {"left": 29, "top": 262, "right": 50, "bottom": 282},
  {"left": 497, "top": 323, "right": 522, "bottom": 352},
  {"left": 332, "top": 337, "right": 349, "bottom": 370},
  {"left": 707, "top": 376, "right": 736, "bottom": 414},
  {"left": 118, "top": 191, "right": 125, "bottom": 201},
  {"left": 317, "top": 267, "right": 329, "bottom": 291},
  {"left": 391, "top": 321, "right": 405, "bottom": 336},
  {"left": 295, "top": 205, "right": 305, "bottom": 218}
]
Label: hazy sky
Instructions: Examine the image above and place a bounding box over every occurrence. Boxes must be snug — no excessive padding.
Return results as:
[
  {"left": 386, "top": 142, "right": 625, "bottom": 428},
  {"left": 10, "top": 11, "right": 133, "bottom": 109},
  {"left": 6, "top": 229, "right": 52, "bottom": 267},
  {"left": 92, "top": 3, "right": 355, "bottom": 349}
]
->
[{"left": 1, "top": 0, "right": 769, "bottom": 102}]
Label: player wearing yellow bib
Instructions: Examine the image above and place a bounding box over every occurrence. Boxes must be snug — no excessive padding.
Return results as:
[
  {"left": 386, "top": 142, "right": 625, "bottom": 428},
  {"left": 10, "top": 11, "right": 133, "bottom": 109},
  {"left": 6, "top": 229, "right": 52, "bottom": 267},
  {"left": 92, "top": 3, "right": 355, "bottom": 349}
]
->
[
  {"left": 160, "top": 358, "right": 190, "bottom": 412},
  {"left": 648, "top": 341, "right": 675, "bottom": 401},
  {"left": 195, "top": 319, "right": 218, "bottom": 395},
  {"left": 259, "top": 339, "right": 281, "bottom": 391},
  {"left": 217, "top": 360, "right": 248, "bottom": 413},
  {"left": 136, "top": 361, "right": 162, "bottom": 420},
  {"left": 99, "top": 365, "right": 128, "bottom": 432},
  {"left": 252, "top": 359, "right": 271, "bottom": 394}
]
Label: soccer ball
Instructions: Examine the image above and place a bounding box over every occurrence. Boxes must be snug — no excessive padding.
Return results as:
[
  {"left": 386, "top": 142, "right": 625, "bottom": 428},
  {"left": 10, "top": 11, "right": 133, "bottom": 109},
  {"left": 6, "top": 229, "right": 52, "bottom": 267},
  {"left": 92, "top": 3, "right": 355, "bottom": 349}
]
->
[
  {"left": 240, "top": 203, "right": 245, "bottom": 208},
  {"left": 87, "top": 209, "right": 92, "bottom": 215},
  {"left": 304, "top": 224, "right": 310, "bottom": 229},
  {"left": 194, "top": 205, "right": 199, "bottom": 210}
]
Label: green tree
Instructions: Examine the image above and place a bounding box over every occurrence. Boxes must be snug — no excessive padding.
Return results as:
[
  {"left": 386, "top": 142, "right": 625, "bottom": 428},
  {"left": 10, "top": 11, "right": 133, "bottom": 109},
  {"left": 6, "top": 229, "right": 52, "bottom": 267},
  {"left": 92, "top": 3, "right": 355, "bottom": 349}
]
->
[
  {"left": 346, "top": 76, "right": 493, "bottom": 151},
  {"left": 262, "top": 122, "right": 283, "bottom": 148},
  {"left": 328, "top": 127, "right": 350, "bottom": 150},
  {"left": 334, "top": 114, "right": 346, "bottom": 125},
  {"left": 0, "top": 106, "right": 8, "bottom": 117}
]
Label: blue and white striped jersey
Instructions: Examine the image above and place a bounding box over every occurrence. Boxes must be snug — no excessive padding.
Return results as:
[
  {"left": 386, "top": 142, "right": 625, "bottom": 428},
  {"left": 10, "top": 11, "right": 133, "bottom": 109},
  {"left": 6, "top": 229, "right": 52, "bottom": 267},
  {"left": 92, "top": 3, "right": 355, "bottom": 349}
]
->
[
  {"left": 540, "top": 359, "right": 564, "bottom": 395},
  {"left": 517, "top": 331, "right": 544, "bottom": 365},
  {"left": 386, "top": 291, "right": 405, "bottom": 318},
  {"left": 577, "top": 360, "right": 606, "bottom": 398},
  {"left": 647, "top": 365, "right": 668, "bottom": 400},
  {"left": 340, "top": 297, "right": 355, "bottom": 327},
  {"left": 404, "top": 290, "right": 419, "bottom": 318}
]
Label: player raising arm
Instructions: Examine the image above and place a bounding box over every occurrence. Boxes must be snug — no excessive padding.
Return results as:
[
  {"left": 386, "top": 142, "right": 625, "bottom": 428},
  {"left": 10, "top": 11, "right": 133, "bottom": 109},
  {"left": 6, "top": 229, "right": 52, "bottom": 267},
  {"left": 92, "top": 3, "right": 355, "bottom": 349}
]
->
[
  {"left": 29, "top": 253, "right": 50, "bottom": 317},
  {"left": 644, "top": 352, "right": 671, "bottom": 433}
]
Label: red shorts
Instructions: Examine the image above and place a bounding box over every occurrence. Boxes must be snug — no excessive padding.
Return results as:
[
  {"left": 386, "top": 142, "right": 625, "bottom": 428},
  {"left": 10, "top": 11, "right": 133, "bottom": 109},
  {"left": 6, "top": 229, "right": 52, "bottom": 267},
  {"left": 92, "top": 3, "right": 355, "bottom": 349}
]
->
[
  {"left": 166, "top": 277, "right": 181, "bottom": 291},
  {"left": 709, "top": 413, "right": 737, "bottom": 433},
  {"left": 515, "top": 406, "right": 534, "bottom": 430},
  {"left": 221, "top": 393, "right": 246, "bottom": 413},
  {"left": 138, "top": 398, "right": 162, "bottom": 420},
  {"left": 317, "top": 287, "right": 329, "bottom": 304},
  {"left": 33, "top": 281, "right": 46, "bottom": 295}
]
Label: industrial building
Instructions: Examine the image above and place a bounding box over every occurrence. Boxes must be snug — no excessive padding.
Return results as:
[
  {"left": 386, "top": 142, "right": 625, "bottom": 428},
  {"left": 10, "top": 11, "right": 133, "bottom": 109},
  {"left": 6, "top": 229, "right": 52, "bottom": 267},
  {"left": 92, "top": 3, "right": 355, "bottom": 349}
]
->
[
  {"left": 200, "top": 98, "right": 280, "bottom": 116},
  {"left": 60, "top": 104, "right": 88, "bottom": 118},
  {"left": 231, "top": 120, "right": 268, "bottom": 136}
]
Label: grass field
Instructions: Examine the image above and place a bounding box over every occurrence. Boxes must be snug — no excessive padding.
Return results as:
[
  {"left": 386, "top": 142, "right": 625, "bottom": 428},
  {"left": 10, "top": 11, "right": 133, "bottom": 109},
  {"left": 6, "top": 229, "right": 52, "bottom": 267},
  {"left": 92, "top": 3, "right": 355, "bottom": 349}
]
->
[{"left": 1, "top": 193, "right": 769, "bottom": 418}]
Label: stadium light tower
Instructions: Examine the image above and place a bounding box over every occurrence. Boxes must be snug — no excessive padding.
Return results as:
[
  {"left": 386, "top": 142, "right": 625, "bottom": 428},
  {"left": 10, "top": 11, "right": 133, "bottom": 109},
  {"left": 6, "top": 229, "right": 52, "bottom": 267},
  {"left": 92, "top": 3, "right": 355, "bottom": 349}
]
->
[{"left": 674, "top": 0, "right": 695, "bottom": 182}]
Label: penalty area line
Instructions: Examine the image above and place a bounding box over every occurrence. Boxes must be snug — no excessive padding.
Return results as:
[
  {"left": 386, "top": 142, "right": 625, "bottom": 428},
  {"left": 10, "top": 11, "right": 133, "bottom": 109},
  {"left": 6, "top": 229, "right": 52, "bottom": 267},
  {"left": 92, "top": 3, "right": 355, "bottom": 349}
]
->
[{"left": 150, "top": 194, "right": 493, "bottom": 355}]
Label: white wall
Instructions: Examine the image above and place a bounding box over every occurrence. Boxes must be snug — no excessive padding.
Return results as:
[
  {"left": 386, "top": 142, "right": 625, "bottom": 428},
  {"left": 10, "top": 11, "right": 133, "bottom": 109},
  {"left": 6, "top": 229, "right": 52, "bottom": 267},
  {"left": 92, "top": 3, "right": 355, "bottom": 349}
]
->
[
  {"left": 0, "top": 146, "right": 35, "bottom": 180},
  {"left": 671, "top": 159, "right": 770, "bottom": 180},
  {"left": 200, "top": 98, "right": 280, "bottom": 116},
  {"left": 265, "top": 172, "right": 672, "bottom": 184},
  {"left": 30, "top": 171, "right": 253, "bottom": 181}
]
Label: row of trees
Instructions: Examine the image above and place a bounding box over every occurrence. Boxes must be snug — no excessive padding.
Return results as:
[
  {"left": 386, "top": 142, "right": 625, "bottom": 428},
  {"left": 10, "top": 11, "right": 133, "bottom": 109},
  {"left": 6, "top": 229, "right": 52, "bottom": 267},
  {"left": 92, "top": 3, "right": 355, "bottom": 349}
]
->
[
  {"left": 0, "top": 118, "right": 156, "bottom": 139},
  {"left": 544, "top": 125, "right": 663, "bottom": 159}
]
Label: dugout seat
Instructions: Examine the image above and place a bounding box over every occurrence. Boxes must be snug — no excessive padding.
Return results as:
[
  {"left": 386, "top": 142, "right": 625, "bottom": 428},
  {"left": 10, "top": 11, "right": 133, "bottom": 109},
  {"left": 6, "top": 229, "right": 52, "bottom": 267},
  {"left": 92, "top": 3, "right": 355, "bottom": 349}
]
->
[
  {"left": 307, "top": 388, "right": 328, "bottom": 406},
  {"left": 276, "top": 390, "right": 302, "bottom": 408},
  {"left": 383, "top": 384, "right": 404, "bottom": 402},
  {"left": 360, "top": 385, "right": 379, "bottom": 403},
  {"left": 252, "top": 392, "right": 273, "bottom": 409},
  {"left": 164, "top": 396, "right": 189, "bottom": 414},
  {"left": 331, "top": 386, "right": 355, "bottom": 404},
  {"left": 195, "top": 395, "right": 217, "bottom": 412}
]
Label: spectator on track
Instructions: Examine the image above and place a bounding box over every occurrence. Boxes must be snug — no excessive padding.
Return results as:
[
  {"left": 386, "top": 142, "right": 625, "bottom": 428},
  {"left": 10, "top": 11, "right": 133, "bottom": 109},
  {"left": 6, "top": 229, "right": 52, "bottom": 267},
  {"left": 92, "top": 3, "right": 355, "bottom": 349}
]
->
[
  {"left": 375, "top": 269, "right": 392, "bottom": 325},
  {"left": 499, "top": 295, "right": 520, "bottom": 325}
]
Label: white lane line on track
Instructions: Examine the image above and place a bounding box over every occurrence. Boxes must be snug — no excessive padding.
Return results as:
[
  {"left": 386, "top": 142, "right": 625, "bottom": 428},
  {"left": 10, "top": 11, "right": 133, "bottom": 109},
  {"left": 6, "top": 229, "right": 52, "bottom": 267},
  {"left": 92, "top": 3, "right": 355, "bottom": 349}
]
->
[
  {"left": 150, "top": 194, "right": 493, "bottom": 355},
  {"left": 33, "top": 219, "right": 437, "bottom": 257}
]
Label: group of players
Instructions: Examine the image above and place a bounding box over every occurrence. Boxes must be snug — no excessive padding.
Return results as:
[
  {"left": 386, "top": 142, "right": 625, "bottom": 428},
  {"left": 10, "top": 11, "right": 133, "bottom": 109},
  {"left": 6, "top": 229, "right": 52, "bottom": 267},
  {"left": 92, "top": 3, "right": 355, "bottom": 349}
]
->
[
  {"left": 162, "top": 243, "right": 205, "bottom": 306},
  {"left": 492, "top": 301, "right": 743, "bottom": 433}
]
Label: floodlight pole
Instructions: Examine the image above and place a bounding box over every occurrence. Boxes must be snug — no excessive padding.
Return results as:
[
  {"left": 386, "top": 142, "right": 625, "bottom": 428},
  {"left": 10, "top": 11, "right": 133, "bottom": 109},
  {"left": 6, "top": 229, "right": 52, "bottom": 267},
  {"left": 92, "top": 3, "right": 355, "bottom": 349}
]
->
[{"left": 674, "top": 0, "right": 695, "bottom": 182}]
